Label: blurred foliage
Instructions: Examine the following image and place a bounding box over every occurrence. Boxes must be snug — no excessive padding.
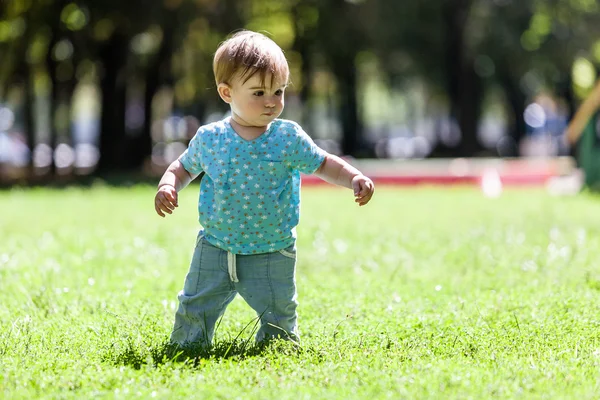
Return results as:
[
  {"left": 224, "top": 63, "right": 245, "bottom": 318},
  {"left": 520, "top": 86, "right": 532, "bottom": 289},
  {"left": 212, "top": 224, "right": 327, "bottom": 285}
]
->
[{"left": 1, "top": 0, "right": 600, "bottom": 178}]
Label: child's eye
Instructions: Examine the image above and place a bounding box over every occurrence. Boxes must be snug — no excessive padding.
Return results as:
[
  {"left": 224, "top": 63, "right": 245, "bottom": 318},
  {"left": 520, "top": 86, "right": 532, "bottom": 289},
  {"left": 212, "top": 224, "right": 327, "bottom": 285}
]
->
[
  {"left": 275, "top": 89, "right": 283, "bottom": 96},
  {"left": 254, "top": 91, "right": 264, "bottom": 96}
]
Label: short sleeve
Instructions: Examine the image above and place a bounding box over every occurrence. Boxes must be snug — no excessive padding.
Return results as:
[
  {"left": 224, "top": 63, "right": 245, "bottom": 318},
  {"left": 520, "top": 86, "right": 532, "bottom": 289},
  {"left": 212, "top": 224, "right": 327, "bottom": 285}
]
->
[
  {"left": 179, "top": 128, "right": 205, "bottom": 175},
  {"left": 283, "top": 122, "right": 327, "bottom": 174}
]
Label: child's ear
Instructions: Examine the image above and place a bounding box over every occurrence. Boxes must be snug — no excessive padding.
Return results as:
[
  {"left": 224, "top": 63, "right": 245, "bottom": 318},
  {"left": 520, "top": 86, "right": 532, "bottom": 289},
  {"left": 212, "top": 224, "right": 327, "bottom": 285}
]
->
[{"left": 217, "top": 83, "right": 232, "bottom": 104}]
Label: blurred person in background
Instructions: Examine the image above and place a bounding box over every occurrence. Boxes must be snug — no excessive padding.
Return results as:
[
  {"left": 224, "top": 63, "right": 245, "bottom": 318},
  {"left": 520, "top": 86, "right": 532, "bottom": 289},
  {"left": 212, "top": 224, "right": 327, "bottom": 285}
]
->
[{"left": 564, "top": 80, "right": 600, "bottom": 190}]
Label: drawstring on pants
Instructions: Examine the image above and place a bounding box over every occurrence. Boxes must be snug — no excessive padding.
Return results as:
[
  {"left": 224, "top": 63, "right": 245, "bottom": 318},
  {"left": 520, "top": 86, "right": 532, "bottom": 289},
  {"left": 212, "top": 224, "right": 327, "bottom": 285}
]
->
[{"left": 227, "top": 251, "right": 239, "bottom": 282}]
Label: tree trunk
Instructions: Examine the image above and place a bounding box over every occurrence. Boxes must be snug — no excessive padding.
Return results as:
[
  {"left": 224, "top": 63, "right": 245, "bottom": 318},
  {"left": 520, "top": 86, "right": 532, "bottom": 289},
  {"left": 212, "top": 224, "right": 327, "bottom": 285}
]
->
[
  {"left": 333, "top": 61, "right": 362, "bottom": 156},
  {"left": 129, "top": 13, "right": 176, "bottom": 170},
  {"left": 9, "top": 26, "right": 35, "bottom": 175},
  {"left": 497, "top": 66, "right": 527, "bottom": 156},
  {"left": 96, "top": 33, "right": 129, "bottom": 175},
  {"left": 45, "top": 36, "right": 59, "bottom": 176},
  {"left": 456, "top": 65, "right": 484, "bottom": 156},
  {"left": 442, "top": 0, "right": 484, "bottom": 157},
  {"left": 23, "top": 64, "right": 35, "bottom": 176},
  {"left": 291, "top": 4, "right": 314, "bottom": 128},
  {"left": 443, "top": 0, "right": 468, "bottom": 121}
]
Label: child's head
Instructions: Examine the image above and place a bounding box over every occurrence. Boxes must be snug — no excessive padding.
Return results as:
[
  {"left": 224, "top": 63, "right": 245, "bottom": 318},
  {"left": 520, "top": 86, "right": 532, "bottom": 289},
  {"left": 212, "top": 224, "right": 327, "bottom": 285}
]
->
[
  {"left": 213, "top": 30, "right": 290, "bottom": 127},
  {"left": 213, "top": 30, "right": 289, "bottom": 89}
]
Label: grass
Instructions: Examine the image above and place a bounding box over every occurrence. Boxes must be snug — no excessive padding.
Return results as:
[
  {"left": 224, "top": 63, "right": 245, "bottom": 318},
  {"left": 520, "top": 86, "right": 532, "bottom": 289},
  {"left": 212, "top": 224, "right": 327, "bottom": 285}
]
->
[{"left": 2, "top": 184, "right": 600, "bottom": 399}]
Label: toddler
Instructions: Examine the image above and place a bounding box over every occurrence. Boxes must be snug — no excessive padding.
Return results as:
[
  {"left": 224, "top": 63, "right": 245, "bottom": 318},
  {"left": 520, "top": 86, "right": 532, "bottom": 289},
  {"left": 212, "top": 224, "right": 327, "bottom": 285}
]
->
[{"left": 155, "top": 30, "right": 374, "bottom": 347}]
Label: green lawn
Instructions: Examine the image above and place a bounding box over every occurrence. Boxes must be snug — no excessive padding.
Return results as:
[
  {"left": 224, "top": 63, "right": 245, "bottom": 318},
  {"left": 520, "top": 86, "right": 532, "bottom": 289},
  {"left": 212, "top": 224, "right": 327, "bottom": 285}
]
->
[{"left": 2, "top": 185, "right": 600, "bottom": 399}]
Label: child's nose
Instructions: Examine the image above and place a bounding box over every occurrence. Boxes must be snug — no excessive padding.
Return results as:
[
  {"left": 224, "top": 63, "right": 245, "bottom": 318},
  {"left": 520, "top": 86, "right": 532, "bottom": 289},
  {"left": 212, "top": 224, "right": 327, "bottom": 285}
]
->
[{"left": 265, "top": 95, "right": 278, "bottom": 107}]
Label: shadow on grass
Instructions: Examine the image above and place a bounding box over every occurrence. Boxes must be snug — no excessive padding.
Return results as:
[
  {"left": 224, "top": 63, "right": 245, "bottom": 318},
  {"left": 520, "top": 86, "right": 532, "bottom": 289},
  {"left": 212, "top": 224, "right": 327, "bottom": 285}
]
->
[
  {"left": 102, "top": 313, "right": 324, "bottom": 369},
  {"left": 104, "top": 337, "right": 311, "bottom": 370}
]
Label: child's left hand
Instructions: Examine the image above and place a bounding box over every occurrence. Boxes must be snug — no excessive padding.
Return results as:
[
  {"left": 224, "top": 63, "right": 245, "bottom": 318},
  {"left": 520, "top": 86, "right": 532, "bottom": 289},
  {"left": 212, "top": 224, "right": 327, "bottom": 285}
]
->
[{"left": 352, "top": 175, "right": 375, "bottom": 206}]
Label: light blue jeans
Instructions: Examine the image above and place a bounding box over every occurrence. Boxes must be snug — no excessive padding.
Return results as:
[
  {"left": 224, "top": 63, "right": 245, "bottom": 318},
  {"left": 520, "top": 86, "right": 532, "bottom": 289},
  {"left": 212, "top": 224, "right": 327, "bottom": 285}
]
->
[{"left": 170, "top": 234, "right": 299, "bottom": 347}]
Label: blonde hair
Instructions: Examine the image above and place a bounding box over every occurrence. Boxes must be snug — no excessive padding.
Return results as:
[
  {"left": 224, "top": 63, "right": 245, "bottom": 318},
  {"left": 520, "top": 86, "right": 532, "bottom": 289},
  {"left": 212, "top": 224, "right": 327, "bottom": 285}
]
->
[{"left": 213, "top": 30, "right": 289, "bottom": 87}]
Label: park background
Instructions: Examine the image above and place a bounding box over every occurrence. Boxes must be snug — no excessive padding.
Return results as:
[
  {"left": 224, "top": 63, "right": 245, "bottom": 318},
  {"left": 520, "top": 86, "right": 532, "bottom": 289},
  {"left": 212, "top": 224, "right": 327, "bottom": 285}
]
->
[
  {"left": 1, "top": 0, "right": 599, "bottom": 183},
  {"left": 4, "top": 1, "right": 600, "bottom": 399}
]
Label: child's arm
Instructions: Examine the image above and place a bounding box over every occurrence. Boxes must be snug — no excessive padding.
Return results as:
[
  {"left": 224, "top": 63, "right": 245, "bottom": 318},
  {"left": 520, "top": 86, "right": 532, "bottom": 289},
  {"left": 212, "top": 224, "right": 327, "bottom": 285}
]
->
[
  {"left": 314, "top": 154, "right": 375, "bottom": 206},
  {"left": 154, "top": 159, "right": 199, "bottom": 217},
  {"left": 566, "top": 81, "right": 600, "bottom": 144}
]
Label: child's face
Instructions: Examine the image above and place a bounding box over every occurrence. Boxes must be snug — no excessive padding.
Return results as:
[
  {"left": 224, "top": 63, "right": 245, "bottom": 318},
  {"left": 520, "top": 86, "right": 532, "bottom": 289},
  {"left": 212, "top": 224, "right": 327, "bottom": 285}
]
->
[{"left": 220, "top": 72, "right": 287, "bottom": 128}]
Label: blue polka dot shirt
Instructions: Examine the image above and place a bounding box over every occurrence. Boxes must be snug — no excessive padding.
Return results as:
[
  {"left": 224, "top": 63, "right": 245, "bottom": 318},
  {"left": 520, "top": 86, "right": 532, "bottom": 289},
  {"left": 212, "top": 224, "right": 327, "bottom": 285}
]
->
[{"left": 179, "top": 117, "right": 327, "bottom": 254}]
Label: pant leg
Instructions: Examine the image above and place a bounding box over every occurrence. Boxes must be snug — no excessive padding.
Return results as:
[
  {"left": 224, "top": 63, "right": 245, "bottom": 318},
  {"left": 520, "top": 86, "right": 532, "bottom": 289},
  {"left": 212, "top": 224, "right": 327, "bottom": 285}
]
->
[
  {"left": 170, "top": 235, "right": 237, "bottom": 347},
  {"left": 234, "top": 245, "right": 299, "bottom": 342}
]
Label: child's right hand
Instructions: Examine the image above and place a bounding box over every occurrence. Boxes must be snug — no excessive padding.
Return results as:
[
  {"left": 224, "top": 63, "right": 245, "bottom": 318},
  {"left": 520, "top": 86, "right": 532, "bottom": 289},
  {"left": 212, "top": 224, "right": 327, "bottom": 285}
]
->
[{"left": 155, "top": 184, "right": 178, "bottom": 217}]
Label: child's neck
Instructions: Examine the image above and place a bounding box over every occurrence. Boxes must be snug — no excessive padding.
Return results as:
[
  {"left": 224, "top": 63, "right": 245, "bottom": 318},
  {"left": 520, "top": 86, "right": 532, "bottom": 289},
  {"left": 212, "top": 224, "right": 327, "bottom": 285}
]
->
[{"left": 229, "top": 117, "right": 270, "bottom": 141}]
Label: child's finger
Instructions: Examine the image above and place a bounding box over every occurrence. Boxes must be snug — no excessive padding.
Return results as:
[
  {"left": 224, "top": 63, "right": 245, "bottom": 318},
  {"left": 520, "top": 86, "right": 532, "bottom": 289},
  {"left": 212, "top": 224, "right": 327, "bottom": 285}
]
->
[
  {"left": 157, "top": 203, "right": 171, "bottom": 215},
  {"left": 355, "top": 187, "right": 373, "bottom": 205},
  {"left": 357, "top": 195, "right": 372, "bottom": 206},
  {"left": 155, "top": 202, "right": 165, "bottom": 217},
  {"left": 356, "top": 184, "right": 370, "bottom": 198},
  {"left": 165, "top": 191, "right": 178, "bottom": 206},
  {"left": 157, "top": 196, "right": 175, "bottom": 213},
  {"left": 353, "top": 181, "right": 364, "bottom": 196},
  {"left": 158, "top": 195, "right": 174, "bottom": 209},
  {"left": 160, "top": 187, "right": 178, "bottom": 206}
]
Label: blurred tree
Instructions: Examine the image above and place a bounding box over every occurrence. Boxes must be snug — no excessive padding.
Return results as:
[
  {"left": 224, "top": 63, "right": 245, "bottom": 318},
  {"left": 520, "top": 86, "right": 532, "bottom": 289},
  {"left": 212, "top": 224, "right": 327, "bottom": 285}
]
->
[
  {"left": 82, "top": 0, "right": 229, "bottom": 174},
  {"left": 0, "top": 0, "right": 38, "bottom": 175},
  {"left": 315, "top": 0, "right": 373, "bottom": 156},
  {"left": 47, "top": 0, "right": 78, "bottom": 175},
  {"left": 5, "top": 0, "right": 600, "bottom": 185},
  {"left": 480, "top": 0, "right": 600, "bottom": 154},
  {"left": 371, "top": 0, "right": 486, "bottom": 156},
  {"left": 84, "top": 0, "right": 166, "bottom": 174},
  {"left": 0, "top": 0, "right": 76, "bottom": 175},
  {"left": 176, "top": 0, "right": 247, "bottom": 120},
  {"left": 371, "top": 0, "right": 600, "bottom": 157},
  {"left": 291, "top": 1, "right": 319, "bottom": 109},
  {"left": 441, "top": 0, "right": 484, "bottom": 157},
  {"left": 480, "top": 0, "right": 536, "bottom": 155}
]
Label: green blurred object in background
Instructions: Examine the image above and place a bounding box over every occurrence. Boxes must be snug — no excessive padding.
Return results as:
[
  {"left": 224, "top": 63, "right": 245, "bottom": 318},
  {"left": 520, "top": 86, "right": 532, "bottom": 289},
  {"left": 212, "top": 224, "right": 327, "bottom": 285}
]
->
[{"left": 578, "top": 113, "right": 600, "bottom": 190}]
